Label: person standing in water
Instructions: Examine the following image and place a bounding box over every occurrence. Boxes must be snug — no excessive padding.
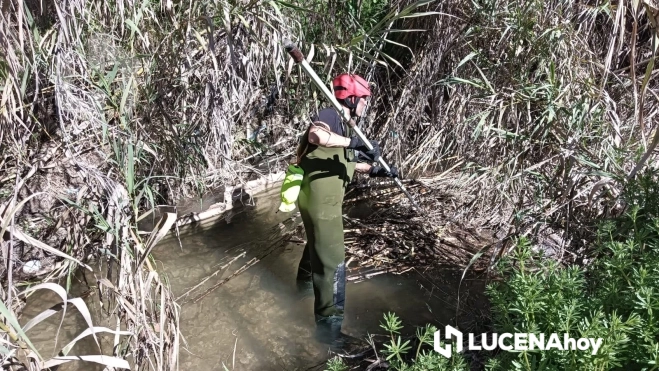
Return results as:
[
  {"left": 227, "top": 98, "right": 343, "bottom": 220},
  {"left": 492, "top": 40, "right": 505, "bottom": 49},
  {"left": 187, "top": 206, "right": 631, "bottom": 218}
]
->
[{"left": 294, "top": 73, "right": 399, "bottom": 354}]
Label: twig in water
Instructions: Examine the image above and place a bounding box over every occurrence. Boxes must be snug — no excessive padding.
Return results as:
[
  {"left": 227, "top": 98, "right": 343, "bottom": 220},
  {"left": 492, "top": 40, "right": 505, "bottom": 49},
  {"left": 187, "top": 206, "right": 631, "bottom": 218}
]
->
[
  {"left": 175, "top": 252, "right": 246, "bottom": 302},
  {"left": 190, "top": 235, "right": 287, "bottom": 304},
  {"left": 191, "top": 258, "right": 259, "bottom": 304}
]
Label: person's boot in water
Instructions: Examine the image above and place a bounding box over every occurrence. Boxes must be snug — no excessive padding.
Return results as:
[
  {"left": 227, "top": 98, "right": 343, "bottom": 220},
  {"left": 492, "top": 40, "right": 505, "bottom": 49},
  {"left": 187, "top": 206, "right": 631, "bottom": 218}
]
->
[{"left": 314, "top": 315, "right": 372, "bottom": 359}]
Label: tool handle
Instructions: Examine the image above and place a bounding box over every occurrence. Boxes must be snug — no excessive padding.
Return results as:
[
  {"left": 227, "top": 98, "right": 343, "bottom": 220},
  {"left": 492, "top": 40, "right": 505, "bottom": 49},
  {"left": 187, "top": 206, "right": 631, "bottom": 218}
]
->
[{"left": 283, "top": 39, "right": 304, "bottom": 63}]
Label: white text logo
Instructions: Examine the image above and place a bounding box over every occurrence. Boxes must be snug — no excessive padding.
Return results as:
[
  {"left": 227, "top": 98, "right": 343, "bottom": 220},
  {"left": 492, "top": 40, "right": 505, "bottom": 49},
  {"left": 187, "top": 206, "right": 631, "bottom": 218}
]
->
[{"left": 434, "top": 326, "right": 603, "bottom": 358}]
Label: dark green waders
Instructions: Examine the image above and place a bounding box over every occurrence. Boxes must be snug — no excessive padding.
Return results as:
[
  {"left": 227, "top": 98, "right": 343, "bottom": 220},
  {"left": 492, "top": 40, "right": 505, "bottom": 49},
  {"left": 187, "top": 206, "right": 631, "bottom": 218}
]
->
[
  {"left": 296, "top": 143, "right": 355, "bottom": 319},
  {"left": 293, "top": 124, "right": 373, "bottom": 358}
]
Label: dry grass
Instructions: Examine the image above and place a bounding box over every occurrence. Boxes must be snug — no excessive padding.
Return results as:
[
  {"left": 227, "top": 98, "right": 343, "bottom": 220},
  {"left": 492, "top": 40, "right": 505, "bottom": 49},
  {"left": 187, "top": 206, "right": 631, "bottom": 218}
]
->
[
  {"left": 2, "top": 0, "right": 659, "bottom": 368},
  {"left": 0, "top": 0, "right": 301, "bottom": 369},
  {"left": 352, "top": 0, "right": 659, "bottom": 260}
]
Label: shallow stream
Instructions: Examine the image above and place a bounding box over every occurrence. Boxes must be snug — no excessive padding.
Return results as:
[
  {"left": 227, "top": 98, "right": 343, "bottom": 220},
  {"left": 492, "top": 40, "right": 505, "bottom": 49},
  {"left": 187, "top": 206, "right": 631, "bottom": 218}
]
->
[{"left": 21, "top": 187, "right": 485, "bottom": 370}]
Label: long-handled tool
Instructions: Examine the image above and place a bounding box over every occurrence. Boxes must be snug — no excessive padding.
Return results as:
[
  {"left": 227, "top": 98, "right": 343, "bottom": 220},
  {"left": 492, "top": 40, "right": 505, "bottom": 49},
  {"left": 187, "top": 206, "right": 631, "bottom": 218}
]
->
[{"left": 283, "top": 38, "right": 423, "bottom": 213}]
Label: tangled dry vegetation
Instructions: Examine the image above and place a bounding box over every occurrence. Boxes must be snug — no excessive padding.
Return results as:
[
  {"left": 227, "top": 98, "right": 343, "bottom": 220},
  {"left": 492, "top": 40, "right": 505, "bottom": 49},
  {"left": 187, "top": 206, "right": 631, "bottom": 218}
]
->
[
  {"left": 0, "top": 0, "right": 305, "bottom": 369},
  {"left": 356, "top": 0, "right": 659, "bottom": 263},
  {"left": 340, "top": 176, "right": 494, "bottom": 280},
  {"left": 1, "top": 0, "right": 659, "bottom": 369}
]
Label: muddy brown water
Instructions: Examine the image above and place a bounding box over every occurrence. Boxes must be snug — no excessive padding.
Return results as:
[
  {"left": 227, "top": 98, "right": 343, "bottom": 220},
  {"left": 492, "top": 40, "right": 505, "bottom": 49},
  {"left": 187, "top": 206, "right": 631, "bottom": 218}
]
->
[{"left": 20, "top": 186, "right": 486, "bottom": 370}]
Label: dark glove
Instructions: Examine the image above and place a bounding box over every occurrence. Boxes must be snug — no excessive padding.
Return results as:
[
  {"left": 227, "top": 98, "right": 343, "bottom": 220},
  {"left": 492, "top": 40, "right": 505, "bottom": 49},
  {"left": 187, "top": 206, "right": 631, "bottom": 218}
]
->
[
  {"left": 348, "top": 137, "right": 381, "bottom": 161},
  {"left": 353, "top": 148, "right": 381, "bottom": 163},
  {"left": 369, "top": 165, "right": 399, "bottom": 178}
]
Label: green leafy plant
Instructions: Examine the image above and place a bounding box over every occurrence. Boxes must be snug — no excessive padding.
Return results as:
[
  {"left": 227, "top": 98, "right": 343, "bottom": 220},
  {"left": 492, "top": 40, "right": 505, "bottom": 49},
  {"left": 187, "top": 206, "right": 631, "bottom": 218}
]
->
[
  {"left": 485, "top": 169, "right": 659, "bottom": 370},
  {"left": 325, "top": 356, "right": 349, "bottom": 371},
  {"left": 373, "top": 312, "right": 469, "bottom": 370}
]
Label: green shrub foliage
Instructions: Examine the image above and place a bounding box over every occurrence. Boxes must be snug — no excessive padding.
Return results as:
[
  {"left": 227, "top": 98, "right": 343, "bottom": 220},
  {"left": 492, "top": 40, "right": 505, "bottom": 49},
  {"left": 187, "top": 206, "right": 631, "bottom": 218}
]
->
[{"left": 486, "top": 169, "right": 659, "bottom": 370}]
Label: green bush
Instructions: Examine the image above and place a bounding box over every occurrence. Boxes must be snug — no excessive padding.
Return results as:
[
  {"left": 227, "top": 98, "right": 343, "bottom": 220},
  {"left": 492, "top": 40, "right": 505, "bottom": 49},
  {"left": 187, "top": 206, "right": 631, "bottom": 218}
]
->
[
  {"left": 325, "top": 311, "right": 469, "bottom": 371},
  {"left": 485, "top": 170, "right": 659, "bottom": 370}
]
